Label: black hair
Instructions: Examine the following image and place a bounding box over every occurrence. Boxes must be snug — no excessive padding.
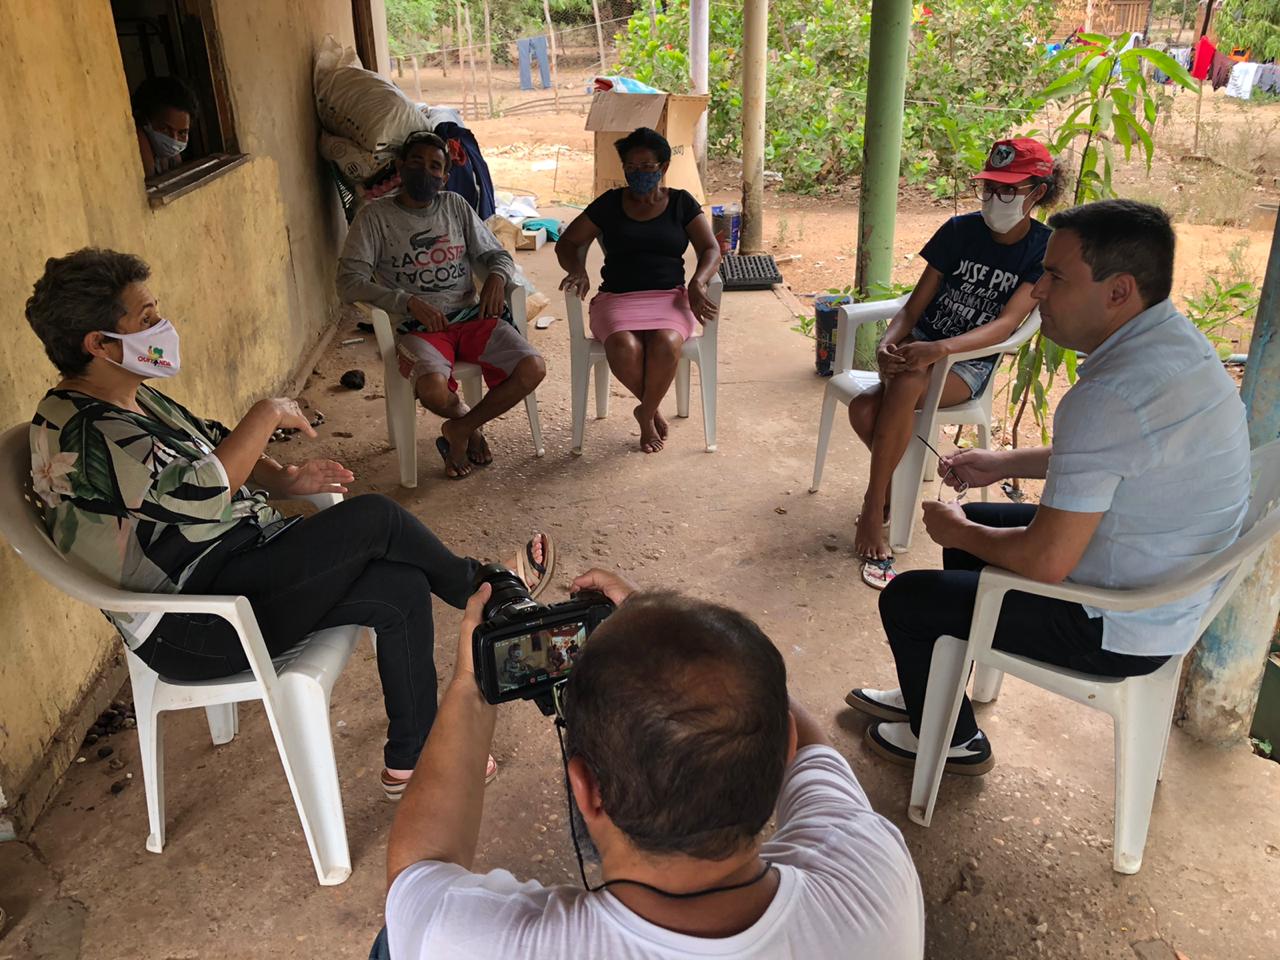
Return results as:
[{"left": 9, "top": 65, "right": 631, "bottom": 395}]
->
[
  {"left": 130, "top": 76, "right": 199, "bottom": 122},
  {"left": 1047, "top": 199, "right": 1176, "bottom": 307},
  {"left": 400, "top": 131, "right": 450, "bottom": 166},
  {"left": 613, "top": 127, "right": 672, "bottom": 165},
  {"left": 1031, "top": 160, "right": 1066, "bottom": 209},
  {"left": 26, "top": 249, "right": 151, "bottom": 377},
  {"left": 563, "top": 592, "right": 790, "bottom": 861}
]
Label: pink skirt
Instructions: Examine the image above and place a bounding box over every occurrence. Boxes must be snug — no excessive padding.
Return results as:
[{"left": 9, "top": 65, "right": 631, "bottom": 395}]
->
[{"left": 588, "top": 287, "right": 698, "bottom": 342}]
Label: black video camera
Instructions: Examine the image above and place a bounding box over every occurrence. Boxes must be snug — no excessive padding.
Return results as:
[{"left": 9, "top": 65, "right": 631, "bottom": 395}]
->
[{"left": 471, "top": 563, "right": 615, "bottom": 712}]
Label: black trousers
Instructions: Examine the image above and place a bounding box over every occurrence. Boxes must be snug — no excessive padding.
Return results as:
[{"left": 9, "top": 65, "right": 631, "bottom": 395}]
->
[
  {"left": 878, "top": 503, "right": 1168, "bottom": 745},
  {"left": 134, "top": 494, "right": 478, "bottom": 769}
]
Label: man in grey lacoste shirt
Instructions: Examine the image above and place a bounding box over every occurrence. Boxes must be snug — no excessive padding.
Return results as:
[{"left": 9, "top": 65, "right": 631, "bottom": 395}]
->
[{"left": 339, "top": 131, "right": 545, "bottom": 478}]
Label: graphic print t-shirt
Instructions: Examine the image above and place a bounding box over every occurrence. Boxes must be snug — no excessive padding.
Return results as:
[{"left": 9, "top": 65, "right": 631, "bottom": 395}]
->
[
  {"left": 914, "top": 212, "right": 1049, "bottom": 343},
  {"left": 338, "top": 192, "right": 515, "bottom": 319}
]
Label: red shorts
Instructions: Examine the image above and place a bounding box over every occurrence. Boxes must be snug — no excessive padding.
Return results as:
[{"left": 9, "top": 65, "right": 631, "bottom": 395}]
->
[{"left": 395, "top": 318, "right": 539, "bottom": 393}]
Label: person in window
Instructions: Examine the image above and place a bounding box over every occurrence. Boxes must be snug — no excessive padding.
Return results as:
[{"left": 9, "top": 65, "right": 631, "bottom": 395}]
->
[
  {"left": 131, "top": 76, "right": 198, "bottom": 179},
  {"left": 26, "top": 248, "right": 555, "bottom": 797},
  {"left": 556, "top": 127, "right": 721, "bottom": 454},
  {"left": 845, "top": 138, "right": 1062, "bottom": 589},
  {"left": 338, "top": 131, "right": 546, "bottom": 479}
]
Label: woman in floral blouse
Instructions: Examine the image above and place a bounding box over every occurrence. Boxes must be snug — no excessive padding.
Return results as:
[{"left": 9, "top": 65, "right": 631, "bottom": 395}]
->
[{"left": 26, "top": 249, "right": 553, "bottom": 797}]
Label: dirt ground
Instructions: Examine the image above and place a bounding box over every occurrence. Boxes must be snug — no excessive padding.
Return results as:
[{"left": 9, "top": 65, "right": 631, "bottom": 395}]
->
[{"left": 3, "top": 63, "right": 1280, "bottom": 960}]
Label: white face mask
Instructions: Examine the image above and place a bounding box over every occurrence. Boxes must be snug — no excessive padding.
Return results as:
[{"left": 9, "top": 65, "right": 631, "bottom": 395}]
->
[
  {"left": 981, "top": 193, "right": 1030, "bottom": 235},
  {"left": 99, "top": 320, "right": 181, "bottom": 379},
  {"left": 144, "top": 124, "right": 188, "bottom": 160}
]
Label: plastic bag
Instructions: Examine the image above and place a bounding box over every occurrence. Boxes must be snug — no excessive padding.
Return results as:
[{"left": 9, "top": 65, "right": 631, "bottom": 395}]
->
[{"left": 313, "top": 35, "right": 428, "bottom": 152}]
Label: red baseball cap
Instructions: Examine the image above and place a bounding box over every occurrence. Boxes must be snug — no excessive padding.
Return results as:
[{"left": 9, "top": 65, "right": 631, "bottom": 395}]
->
[{"left": 974, "top": 138, "right": 1053, "bottom": 185}]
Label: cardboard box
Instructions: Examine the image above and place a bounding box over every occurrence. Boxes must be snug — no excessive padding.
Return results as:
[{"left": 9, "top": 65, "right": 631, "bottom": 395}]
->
[
  {"left": 516, "top": 226, "right": 547, "bottom": 251},
  {"left": 485, "top": 214, "right": 521, "bottom": 256},
  {"left": 585, "top": 92, "right": 709, "bottom": 204}
]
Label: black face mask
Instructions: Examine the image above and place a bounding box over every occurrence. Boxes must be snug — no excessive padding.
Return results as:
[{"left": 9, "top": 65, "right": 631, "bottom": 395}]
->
[{"left": 401, "top": 167, "right": 444, "bottom": 202}]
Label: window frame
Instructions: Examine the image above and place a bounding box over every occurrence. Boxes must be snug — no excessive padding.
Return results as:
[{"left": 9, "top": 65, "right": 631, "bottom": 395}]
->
[{"left": 113, "top": 0, "right": 247, "bottom": 206}]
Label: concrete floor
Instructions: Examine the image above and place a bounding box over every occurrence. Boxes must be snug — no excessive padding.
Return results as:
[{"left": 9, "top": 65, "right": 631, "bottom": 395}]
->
[{"left": 3, "top": 225, "right": 1278, "bottom": 960}]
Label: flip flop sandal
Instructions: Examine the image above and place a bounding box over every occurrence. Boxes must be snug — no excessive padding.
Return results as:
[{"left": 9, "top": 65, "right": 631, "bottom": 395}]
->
[
  {"left": 435, "top": 436, "right": 470, "bottom": 479},
  {"left": 517, "top": 532, "right": 557, "bottom": 601},
  {"left": 861, "top": 557, "right": 897, "bottom": 591}
]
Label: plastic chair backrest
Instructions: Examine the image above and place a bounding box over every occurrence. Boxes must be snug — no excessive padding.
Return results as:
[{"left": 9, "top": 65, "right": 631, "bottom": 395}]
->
[
  {"left": 1195, "top": 438, "right": 1280, "bottom": 629},
  {"left": 0, "top": 424, "right": 143, "bottom": 612}
]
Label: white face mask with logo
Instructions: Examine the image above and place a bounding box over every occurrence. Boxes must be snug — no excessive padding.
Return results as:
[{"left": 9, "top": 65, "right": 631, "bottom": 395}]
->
[{"left": 99, "top": 320, "right": 182, "bottom": 378}]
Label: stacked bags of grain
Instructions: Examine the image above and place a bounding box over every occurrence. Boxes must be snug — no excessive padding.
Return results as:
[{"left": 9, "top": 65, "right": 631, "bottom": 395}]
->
[{"left": 314, "top": 34, "right": 428, "bottom": 208}]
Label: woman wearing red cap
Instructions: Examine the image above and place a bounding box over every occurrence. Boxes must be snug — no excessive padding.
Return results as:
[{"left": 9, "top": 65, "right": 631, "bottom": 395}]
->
[{"left": 848, "top": 137, "right": 1062, "bottom": 588}]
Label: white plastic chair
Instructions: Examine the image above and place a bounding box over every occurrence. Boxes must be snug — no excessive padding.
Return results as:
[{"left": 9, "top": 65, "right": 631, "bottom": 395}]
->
[
  {"left": 0, "top": 424, "right": 370, "bottom": 886},
  {"left": 362, "top": 279, "right": 545, "bottom": 488},
  {"left": 810, "top": 295, "right": 1041, "bottom": 552},
  {"left": 908, "top": 439, "right": 1280, "bottom": 874},
  {"left": 563, "top": 273, "right": 722, "bottom": 455}
]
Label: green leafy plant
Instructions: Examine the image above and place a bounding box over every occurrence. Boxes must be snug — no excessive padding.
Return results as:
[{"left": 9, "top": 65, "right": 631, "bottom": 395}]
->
[
  {"left": 1041, "top": 33, "right": 1197, "bottom": 204},
  {"left": 1183, "top": 277, "right": 1260, "bottom": 357},
  {"left": 789, "top": 281, "right": 915, "bottom": 340},
  {"left": 1003, "top": 34, "right": 1196, "bottom": 453}
]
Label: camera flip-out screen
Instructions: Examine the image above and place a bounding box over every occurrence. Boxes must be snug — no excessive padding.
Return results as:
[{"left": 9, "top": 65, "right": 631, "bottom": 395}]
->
[{"left": 494, "top": 623, "right": 588, "bottom": 696}]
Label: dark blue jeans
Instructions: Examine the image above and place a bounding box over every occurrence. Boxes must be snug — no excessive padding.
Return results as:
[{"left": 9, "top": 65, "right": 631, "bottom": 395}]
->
[
  {"left": 370, "top": 926, "right": 391, "bottom": 959},
  {"left": 878, "top": 503, "right": 1169, "bottom": 744},
  {"left": 135, "top": 494, "right": 478, "bottom": 768}
]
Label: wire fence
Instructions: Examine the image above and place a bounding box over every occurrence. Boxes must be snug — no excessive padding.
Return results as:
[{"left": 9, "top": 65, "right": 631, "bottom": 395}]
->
[{"left": 387, "top": 1, "right": 644, "bottom": 120}]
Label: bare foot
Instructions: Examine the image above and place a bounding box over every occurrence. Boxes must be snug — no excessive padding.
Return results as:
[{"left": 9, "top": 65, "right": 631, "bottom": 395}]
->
[
  {"left": 509, "top": 533, "right": 548, "bottom": 588},
  {"left": 634, "top": 406, "right": 664, "bottom": 454},
  {"left": 439, "top": 420, "right": 474, "bottom": 478},
  {"left": 467, "top": 429, "right": 493, "bottom": 466},
  {"left": 654, "top": 408, "right": 669, "bottom": 440},
  {"left": 854, "top": 501, "right": 892, "bottom": 561}
]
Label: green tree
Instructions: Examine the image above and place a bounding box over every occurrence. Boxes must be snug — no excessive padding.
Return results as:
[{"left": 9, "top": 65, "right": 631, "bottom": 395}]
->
[
  {"left": 1003, "top": 34, "right": 1195, "bottom": 449},
  {"left": 614, "top": 0, "right": 1059, "bottom": 194},
  {"left": 1215, "top": 0, "right": 1280, "bottom": 61}
]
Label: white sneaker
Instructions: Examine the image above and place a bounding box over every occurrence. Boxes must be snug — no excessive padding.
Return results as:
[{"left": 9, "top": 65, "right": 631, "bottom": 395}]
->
[
  {"left": 844, "top": 686, "right": 908, "bottom": 722},
  {"left": 865, "top": 721, "right": 995, "bottom": 776}
]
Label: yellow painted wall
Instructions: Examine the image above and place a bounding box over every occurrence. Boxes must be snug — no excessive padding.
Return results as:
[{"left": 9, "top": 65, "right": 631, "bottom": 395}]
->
[{"left": 0, "top": 0, "right": 355, "bottom": 831}]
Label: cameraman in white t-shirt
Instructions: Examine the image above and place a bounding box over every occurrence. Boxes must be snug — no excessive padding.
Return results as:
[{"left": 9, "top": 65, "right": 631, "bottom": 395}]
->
[{"left": 378, "top": 569, "right": 925, "bottom": 960}]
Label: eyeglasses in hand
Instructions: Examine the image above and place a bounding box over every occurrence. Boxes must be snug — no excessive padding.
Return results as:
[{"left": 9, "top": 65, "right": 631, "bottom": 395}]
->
[{"left": 916, "top": 434, "right": 969, "bottom": 502}]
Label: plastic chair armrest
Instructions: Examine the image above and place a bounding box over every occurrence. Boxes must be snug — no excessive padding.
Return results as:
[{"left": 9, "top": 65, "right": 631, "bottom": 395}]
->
[
  {"left": 98, "top": 591, "right": 246, "bottom": 618},
  {"left": 834, "top": 295, "right": 909, "bottom": 374},
  {"left": 939, "top": 311, "right": 1042, "bottom": 367},
  {"left": 976, "top": 564, "right": 1222, "bottom": 615}
]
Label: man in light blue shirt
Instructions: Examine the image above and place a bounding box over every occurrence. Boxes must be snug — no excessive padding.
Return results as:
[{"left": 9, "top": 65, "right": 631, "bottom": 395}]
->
[{"left": 846, "top": 199, "right": 1251, "bottom": 775}]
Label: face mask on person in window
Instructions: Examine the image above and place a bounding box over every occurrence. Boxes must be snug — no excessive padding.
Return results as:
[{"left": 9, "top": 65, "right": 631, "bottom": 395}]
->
[
  {"left": 144, "top": 124, "right": 188, "bottom": 160},
  {"left": 625, "top": 169, "right": 663, "bottom": 195},
  {"left": 981, "top": 194, "right": 1030, "bottom": 235},
  {"left": 401, "top": 168, "right": 446, "bottom": 202},
  {"left": 98, "top": 320, "right": 182, "bottom": 379}
]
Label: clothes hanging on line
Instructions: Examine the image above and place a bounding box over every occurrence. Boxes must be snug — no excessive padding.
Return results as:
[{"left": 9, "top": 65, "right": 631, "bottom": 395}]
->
[
  {"left": 1191, "top": 36, "right": 1215, "bottom": 80},
  {"left": 1210, "top": 51, "right": 1236, "bottom": 90},
  {"left": 1225, "top": 62, "right": 1263, "bottom": 100},
  {"left": 1154, "top": 46, "right": 1193, "bottom": 84},
  {"left": 1254, "top": 64, "right": 1280, "bottom": 95}
]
